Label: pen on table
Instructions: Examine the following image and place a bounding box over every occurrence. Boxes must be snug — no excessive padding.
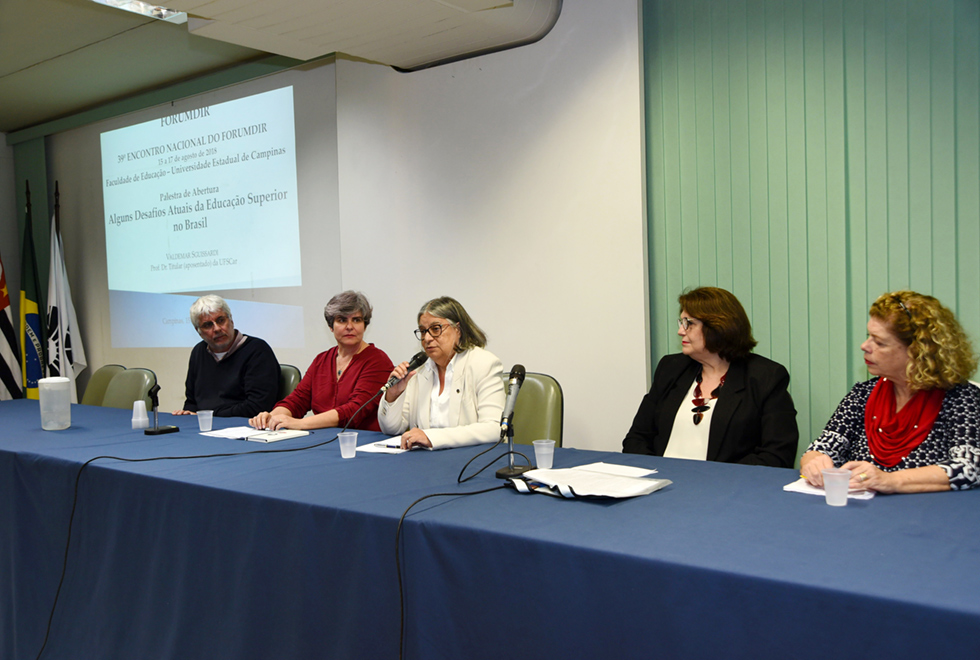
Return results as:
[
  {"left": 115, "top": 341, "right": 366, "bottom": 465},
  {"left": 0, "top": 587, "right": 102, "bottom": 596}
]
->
[{"left": 375, "top": 440, "right": 402, "bottom": 448}]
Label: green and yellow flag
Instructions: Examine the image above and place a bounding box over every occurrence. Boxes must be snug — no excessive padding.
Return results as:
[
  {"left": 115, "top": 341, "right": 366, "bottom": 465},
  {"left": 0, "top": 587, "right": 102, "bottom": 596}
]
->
[{"left": 19, "top": 191, "right": 45, "bottom": 399}]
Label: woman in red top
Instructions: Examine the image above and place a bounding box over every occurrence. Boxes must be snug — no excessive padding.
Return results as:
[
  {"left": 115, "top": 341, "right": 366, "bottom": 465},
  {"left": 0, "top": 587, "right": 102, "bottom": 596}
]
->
[
  {"left": 248, "top": 291, "right": 393, "bottom": 432},
  {"left": 801, "top": 291, "right": 979, "bottom": 493}
]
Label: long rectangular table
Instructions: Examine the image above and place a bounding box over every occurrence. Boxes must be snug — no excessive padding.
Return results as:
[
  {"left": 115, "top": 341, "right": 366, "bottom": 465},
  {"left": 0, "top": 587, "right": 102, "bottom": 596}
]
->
[{"left": 3, "top": 399, "right": 980, "bottom": 659}]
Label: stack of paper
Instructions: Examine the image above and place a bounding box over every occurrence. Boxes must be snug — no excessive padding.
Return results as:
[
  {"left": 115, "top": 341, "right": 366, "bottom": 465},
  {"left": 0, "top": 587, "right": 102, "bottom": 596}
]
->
[
  {"left": 201, "top": 426, "right": 310, "bottom": 443},
  {"left": 520, "top": 462, "right": 671, "bottom": 498}
]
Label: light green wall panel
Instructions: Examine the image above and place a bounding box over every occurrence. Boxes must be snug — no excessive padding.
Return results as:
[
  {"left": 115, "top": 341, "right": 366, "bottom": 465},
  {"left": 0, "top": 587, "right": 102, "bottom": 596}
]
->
[{"left": 643, "top": 0, "right": 980, "bottom": 461}]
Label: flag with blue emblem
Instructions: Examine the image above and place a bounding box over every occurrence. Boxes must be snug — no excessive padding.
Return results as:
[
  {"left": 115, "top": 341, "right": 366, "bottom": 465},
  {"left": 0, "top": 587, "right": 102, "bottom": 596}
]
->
[
  {"left": 19, "top": 187, "right": 45, "bottom": 399},
  {"left": 47, "top": 193, "right": 87, "bottom": 402}
]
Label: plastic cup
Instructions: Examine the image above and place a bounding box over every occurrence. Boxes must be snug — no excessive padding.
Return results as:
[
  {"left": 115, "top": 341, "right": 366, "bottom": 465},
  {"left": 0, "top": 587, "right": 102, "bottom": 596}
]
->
[
  {"left": 39, "top": 377, "right": 71, "bottom": 430},
  {"left": 197, "top": 410, "right": 213, "bottom": 432},
  {"left": 533, "top": 439, "right": 555, "bottom": 469},
  {"left": 822, "top": 468, "right": 851, "bottom": 506},
  {"left": 132, "top": 400, "right": 149, "bottom": 429},
  {"left": 338, "top": 432, "right": 357, "bottom": 459}
]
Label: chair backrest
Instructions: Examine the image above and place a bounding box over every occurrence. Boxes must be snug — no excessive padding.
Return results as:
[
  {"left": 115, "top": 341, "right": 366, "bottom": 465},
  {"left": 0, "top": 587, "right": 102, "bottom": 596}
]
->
[
  {"left": 505, "top": 372, "right": 564, "bottom": 447},
  {"left": 80, "top": 364, "right": 126, "bottom": 406},
  {"left": 101, "top": 368, "right": 157, "bottom": 410},
  {"left": 279, "top": 364, "right": 301, "bottom": 400}
]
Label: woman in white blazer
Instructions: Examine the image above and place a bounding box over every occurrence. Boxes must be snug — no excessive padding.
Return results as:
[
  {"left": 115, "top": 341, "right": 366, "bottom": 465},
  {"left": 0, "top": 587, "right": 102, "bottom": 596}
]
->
[{"left": 379, "top": 297, "right": 505, "bottom": 450}]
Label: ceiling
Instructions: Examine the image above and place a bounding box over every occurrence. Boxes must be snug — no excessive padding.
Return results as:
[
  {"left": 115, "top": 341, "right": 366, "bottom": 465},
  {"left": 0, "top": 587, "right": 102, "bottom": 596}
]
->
[{"left": 0, "top": 0, "right": 561, "bottom": 136}]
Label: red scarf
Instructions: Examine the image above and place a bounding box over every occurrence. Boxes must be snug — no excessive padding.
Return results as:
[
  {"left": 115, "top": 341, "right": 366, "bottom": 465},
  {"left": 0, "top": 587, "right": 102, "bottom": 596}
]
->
[{"left": 864, "top": 378, "right": 945, "bottom": 468}]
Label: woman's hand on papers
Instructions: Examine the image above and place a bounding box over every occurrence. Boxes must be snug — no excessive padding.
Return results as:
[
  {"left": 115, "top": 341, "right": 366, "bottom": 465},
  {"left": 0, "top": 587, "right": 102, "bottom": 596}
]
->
[
  {"left": 249, "top": 408, "right": 298, "bottom": 431},
  {"left": 799, "top": 450, "right": 835, "bottom": 487},
  {"left": 401, "top": 428, "right": 431, "bottom": 450}
]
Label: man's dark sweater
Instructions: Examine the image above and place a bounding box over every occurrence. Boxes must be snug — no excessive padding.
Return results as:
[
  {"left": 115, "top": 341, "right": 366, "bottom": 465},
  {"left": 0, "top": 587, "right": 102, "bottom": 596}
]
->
[{"left": 182, "top": 335, "right": 280, "bottom": 417}]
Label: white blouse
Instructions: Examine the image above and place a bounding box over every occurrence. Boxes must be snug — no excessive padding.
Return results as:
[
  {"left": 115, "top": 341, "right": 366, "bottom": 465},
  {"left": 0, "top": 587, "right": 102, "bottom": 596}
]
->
[
  {"left": 663, "top": 378, "right": 717, "bottom": 460},
  {"left": 427, "top": 354, "right": 457, "bottom": 428}
]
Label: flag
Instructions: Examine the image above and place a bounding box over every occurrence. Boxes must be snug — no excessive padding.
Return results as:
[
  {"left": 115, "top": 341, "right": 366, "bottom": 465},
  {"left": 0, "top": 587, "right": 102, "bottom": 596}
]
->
[
  {"left": 20, "top": 196, "right": 45, "bottom": 399},
  {"left": 0, "top": 253, "right": 22, "bottom": 400},
  {"left": 47, "top": 212, "right": 87, "bottom": 402}
]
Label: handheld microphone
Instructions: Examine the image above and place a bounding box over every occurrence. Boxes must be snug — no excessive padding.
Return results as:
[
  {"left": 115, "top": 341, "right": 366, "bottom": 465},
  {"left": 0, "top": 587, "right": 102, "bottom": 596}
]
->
[
  {"left": 381, "top": 351, "right": 427, "bottom": 393},
  {"left": 499, "top": 364, "right": 526, "bottom": 435}
]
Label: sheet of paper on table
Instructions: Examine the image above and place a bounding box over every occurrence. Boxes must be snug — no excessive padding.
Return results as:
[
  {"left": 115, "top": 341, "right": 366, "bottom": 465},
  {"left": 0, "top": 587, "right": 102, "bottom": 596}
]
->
[
  {"left": 357, "top": 438, "right": 407, "bottom": 454},
  {"left": 783, "top": 477, "right": 876, "bottom": 500}
]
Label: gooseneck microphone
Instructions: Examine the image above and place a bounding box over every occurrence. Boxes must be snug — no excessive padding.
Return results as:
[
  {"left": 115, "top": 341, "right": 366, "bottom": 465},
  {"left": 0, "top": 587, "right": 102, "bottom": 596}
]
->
[
  {"left": 499, "top": 364, "right": 526, "bottom": 435},
  {"left": 496, "top": 364, "right": 531, "bottom": 480},
  {"left": 381, "top": 351, "right": 427, "bottom": 393}
]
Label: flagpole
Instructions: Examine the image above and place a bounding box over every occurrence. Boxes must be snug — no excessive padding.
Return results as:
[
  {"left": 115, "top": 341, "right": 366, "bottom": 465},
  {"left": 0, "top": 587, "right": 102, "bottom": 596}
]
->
[
  {"left": 20, "top": 180, "right": 47, "bottom": 398},
  {"left": 47, "top": 182, "right": 88, "bottom": 402}
]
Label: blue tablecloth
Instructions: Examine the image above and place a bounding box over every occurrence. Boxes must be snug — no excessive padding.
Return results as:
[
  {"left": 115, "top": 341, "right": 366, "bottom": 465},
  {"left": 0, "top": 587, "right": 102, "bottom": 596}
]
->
[{"left": 3, "top": 399, "right": 979, "bottom": 659}]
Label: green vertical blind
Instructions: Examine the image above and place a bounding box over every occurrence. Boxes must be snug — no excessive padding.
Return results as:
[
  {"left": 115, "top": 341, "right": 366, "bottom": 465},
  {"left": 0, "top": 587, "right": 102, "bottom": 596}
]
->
[{"left": 643, "top": 0, "right": 980, "bottom": 457}]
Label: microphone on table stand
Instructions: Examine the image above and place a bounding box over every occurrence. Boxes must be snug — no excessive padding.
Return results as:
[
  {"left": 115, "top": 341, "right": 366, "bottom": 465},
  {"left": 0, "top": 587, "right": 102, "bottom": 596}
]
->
[
  {"left": 144, "top": 384, "right": 179, "bottom": 435},
  {"left": 496, "top": 365, "right": 531, "bottom": 479}
]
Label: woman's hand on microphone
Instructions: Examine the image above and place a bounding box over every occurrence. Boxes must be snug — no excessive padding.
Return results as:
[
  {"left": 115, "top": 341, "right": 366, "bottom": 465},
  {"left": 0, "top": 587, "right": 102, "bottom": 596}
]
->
[{"left": 384, "top": 362, "right": 417, "bottom": 402}]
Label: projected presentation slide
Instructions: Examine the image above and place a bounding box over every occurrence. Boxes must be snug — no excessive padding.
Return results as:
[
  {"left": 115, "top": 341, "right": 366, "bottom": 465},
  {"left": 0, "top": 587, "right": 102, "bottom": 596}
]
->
[
  {"left": 100, "top": 86, "right": 301, "bottom": 294},
  {"left": 108, "top": 290, "right": 304, "bottom": 350},
  {"left": 100, "top": 86, "right": 306, "bottom": 348}
]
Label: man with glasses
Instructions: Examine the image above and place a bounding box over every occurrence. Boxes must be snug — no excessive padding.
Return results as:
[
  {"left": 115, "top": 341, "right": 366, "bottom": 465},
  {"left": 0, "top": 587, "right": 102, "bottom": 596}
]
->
[{"left": 173, "top": 294, "right": 280, "bottom": 417}]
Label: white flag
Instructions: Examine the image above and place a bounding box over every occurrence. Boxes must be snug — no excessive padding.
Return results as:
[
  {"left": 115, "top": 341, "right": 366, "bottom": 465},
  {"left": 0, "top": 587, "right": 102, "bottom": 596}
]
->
[{"left": 47, "top": 214, "right": 87, "bottom": 402}]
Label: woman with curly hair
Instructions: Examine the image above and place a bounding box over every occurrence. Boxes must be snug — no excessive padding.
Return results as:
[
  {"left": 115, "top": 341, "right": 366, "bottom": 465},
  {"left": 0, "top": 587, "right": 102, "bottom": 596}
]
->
[{"left": 801, "top": 291, "right": 980, "bottom": 493}]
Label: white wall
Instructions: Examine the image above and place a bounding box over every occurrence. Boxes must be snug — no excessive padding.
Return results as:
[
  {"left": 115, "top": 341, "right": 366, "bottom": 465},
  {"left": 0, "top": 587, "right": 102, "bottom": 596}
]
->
[
  {"left": 334, "top": 0, "right": 647, "bottom": 450},
  {"left": 37, "top": 0, "right": 648, "bottom": 451}
]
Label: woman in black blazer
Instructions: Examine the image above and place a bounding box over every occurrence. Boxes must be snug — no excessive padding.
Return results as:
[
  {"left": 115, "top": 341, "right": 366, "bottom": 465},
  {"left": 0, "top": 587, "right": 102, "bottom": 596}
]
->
[{"left": 623, "top": 287, "right": 799, "bottom": 468}]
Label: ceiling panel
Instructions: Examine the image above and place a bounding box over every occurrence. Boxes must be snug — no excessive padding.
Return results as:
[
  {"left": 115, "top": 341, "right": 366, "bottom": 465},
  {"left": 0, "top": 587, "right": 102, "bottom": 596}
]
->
[
  {"left": 0, "top": 0, "right": 267, "bottom": 133},
  {"left": 0, "top": 0, "right": 561, "bottom": 136}
]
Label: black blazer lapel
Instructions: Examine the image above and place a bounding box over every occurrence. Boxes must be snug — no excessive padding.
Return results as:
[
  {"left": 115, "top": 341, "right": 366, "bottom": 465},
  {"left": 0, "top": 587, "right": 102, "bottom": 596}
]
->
[
  {"left": 654, "top": 358, "right": 701, "bottom": 455},
  {"left": 706, "top": 359, "right": 747, "bottom": 462}
]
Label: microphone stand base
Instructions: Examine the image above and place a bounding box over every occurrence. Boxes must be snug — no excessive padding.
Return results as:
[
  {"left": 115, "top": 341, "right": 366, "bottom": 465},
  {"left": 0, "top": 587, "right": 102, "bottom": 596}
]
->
[
  {"left": 145, "top": 425, "right": 179, "bottom": 435},
  {"left": 496, "top": 464, "right": 532, "bottom": 480}
]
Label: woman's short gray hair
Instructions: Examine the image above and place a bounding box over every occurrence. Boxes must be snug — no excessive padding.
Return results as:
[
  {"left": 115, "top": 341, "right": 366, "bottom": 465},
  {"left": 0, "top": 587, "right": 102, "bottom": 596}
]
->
[
  {"left": 324, "top": 291, "right": 373, "bottom": 327},
  {"left": 417, "top": 296, "right": 487, "bottom": 352},
  {"left": 189, "top": 294, "right": 232, "bottom": 330}
]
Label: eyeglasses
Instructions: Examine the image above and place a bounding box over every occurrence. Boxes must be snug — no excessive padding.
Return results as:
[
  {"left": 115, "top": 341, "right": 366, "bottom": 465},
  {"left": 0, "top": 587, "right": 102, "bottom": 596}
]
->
[
  {"left": 677, "top": 317, "right": 698, "bottom": 331},
  {"left": 415, "top": 322, "right": 456, "bottom": 340},
  {"left": 199, "top": 316, "right": 229, "bottom": 331}
]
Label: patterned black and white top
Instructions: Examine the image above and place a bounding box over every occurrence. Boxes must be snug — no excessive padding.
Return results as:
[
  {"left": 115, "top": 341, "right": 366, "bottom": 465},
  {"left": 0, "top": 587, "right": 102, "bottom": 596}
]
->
[{"left": 807, "top": 378, "right": 980, "bottom": 490}]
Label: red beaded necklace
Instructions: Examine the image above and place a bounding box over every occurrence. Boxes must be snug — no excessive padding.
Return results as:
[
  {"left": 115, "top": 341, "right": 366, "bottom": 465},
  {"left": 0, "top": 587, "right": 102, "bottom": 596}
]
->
[{"left": 692, "top": 370, "right": 726, "bottom": 426}]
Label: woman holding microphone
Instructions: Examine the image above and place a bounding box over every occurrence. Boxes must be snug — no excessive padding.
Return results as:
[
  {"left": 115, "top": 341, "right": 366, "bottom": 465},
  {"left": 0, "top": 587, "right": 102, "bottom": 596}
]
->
[{"left": 379, "top": 296, "right": 505, "bottom": 450}]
